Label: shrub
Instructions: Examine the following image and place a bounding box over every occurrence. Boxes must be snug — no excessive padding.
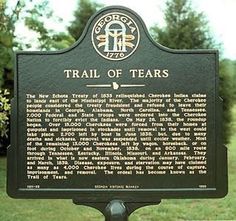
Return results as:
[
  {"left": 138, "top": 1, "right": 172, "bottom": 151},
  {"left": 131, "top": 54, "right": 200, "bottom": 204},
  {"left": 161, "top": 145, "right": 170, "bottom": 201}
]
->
[{"left": 0, "top": 89, "right": 11, "bottom": 155}]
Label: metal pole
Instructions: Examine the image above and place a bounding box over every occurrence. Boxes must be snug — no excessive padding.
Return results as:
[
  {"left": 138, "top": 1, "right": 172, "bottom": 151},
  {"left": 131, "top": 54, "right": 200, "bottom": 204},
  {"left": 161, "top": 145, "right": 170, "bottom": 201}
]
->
[{"left": 104, "top": 200, "right": 128, "bottom": 221}]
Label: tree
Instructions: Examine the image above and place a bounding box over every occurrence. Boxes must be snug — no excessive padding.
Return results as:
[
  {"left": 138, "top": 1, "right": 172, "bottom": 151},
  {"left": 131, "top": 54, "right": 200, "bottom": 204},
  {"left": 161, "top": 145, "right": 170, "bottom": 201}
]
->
[
  {"left": 151, "top": 0, "right": 215, "bottom": 49},
  {"left": 0, "top": 0, "right": 18, "bottom": 92},
  {"left": 151, "top": 0, "right": 233, "bottom": 144},
  {"left": 68, "top": 0, "right": 101, "bottom": 41},
  {"left": 0, "top": 89, "right": 10, "bottom": 155},
  {"left": 219, "top": 60, "right": 234, "bottom": 143},
  {"left": 220, "top": 59, "right": 236, "bottom": 102},
  {"left": 24, "top": 1, "right": 74, "bottom": 50}
]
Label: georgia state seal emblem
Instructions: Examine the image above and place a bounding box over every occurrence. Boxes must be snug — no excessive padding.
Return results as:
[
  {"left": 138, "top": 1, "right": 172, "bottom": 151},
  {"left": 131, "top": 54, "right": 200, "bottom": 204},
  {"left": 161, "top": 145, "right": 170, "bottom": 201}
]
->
[{"left": 91, "top": 11, "right": 140, "bottom": 61}]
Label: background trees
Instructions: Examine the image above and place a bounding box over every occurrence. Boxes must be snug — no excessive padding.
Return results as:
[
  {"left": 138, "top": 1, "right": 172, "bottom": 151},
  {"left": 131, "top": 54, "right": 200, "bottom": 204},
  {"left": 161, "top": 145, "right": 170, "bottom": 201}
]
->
[
  {"left": 151, "top": 0, "right": 214, "bottom": 49},
  {"left": 0, "top": 0, "right": 17, "bottom": 93},
  {"left": 151, "top": 0, "right": 234, "bottom": 144},
  {"left": 68, "top": 0, "right": 101, "bottom": 41}
]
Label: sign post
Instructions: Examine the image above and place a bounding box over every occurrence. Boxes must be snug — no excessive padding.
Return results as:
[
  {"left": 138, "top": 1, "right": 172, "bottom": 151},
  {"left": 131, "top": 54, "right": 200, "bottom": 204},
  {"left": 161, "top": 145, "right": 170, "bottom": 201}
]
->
[{"left": 7, "top": 6, "right": 227, "bottom": 220}]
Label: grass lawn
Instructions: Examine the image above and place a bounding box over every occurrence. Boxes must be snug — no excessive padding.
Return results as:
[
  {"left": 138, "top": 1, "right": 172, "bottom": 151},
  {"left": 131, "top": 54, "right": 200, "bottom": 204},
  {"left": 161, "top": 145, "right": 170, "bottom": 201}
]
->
[{"left": 0, "top": 106, "right": 235, "bottom": 221}]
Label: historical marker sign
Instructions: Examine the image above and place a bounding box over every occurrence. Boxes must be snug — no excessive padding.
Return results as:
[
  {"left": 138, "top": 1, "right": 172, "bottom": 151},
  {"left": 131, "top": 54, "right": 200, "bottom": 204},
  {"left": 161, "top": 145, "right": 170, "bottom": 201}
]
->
[{"left": 7, "top": 6, "right": 227, "bottom": 201}]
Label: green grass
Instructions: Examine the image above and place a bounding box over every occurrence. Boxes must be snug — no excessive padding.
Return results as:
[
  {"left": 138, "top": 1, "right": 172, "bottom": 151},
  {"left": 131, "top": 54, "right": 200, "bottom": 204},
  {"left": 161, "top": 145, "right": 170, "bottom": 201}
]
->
[
  {"left": 1, "top": 106, "right": 236, "bottom": 221},
  {"left": 0, "top": 158, "right": 103, "bottom": 221}
]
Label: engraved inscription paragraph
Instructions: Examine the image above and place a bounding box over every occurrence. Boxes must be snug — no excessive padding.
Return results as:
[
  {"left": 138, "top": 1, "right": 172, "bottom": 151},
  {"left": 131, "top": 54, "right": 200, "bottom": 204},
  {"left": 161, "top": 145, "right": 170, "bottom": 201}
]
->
[{"left": 25, "top": 93, "right": 207, "bottom": 180}]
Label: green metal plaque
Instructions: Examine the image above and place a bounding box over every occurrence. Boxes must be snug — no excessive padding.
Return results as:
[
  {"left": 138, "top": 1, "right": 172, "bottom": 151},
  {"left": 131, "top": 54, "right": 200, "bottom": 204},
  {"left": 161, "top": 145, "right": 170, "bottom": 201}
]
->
[{"left": 7, "top": 6, "right": 227, "bottom": 202}]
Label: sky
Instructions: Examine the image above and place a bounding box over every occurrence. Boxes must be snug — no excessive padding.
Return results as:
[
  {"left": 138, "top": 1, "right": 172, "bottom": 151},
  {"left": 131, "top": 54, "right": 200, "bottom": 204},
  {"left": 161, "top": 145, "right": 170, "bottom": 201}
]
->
[{"left": 16, "top": 0, "right": 236, "bottom": 59}]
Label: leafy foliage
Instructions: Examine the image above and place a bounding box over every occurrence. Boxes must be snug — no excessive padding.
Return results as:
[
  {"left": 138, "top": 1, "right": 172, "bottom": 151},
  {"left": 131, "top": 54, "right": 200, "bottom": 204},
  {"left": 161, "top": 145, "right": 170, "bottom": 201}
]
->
[
  {"left": 219, "top": 60, "right": 235, "bottom": 143},
  {"left": 0, "top": 0, "right": 16, "bottom": 93},
  {"left": 220, "top": 59, "right": 236, "bottom": 102},
  {"left": 68, "top": 0, "right": 101, "bottom": 40},
  {"left": 0, "top": 89, "right": 10, "bottom": 138},
  {"left": 151, "top": 0, "right": 215, "bottom": 49},
  {"left": 24, "top": 1, "right": 74, "bottom": 50},
  {"left": 151, "top": 0, "right": 233, "bottom": 144}
]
